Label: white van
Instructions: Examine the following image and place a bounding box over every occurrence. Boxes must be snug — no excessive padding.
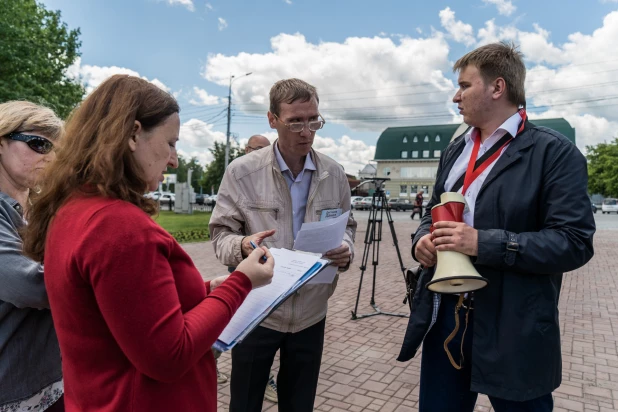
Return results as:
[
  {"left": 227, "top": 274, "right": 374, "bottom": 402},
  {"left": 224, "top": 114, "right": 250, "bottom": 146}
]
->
[{"left": 602, "top": 198, "right": 618, "bottom": 214}]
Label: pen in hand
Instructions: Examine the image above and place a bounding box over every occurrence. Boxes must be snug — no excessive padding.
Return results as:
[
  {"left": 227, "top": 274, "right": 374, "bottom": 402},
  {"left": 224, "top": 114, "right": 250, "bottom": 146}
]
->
[{"left": 249, "top": 240, "right": 268, "bottom": 262}]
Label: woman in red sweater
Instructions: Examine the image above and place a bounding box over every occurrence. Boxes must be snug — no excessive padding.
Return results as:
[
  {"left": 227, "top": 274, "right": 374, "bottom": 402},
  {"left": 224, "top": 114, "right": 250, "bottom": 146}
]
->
[{"left": 23, "top": 75, "right": 274, "bottom": 412}]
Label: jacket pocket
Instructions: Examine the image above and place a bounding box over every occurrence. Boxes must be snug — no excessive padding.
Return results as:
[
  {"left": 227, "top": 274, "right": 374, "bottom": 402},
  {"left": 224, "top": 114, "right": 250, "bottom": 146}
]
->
[{"left": 244, "top": 203, "right": 281, "bottom": 243}]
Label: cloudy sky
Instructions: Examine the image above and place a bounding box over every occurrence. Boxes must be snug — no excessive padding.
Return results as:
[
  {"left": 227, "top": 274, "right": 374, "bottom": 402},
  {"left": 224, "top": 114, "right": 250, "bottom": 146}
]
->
[{"left": 44, "top": 0, "right": 618, "bottom": 174}]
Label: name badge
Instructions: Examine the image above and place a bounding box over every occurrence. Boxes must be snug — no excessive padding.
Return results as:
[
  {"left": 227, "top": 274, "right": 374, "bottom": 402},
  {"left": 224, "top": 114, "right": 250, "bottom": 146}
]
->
[{"left": 320, "top": 208, "right": 342, "bottom": 221}]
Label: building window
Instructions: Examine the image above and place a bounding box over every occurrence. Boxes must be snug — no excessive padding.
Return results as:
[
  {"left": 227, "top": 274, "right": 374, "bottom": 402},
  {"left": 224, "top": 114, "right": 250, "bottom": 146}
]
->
[
  {"left": 383, "top": 167, "right": 391, "bottom": 176},
  {"left": 400, "top": 166, "right": 439, "bottom": 179},
  {"left": 401, "top": 151, "right": 408, "bottom": 158},
  {"left": 424, "top": 135, "right": 429, "bottom": 142},
  {"left": 413, "top": 136, "right": 418, "bottom": 143},
  {"left": 423, "top": 150, "right": 430, "bottom": 158},
  {"left": 410, "top": 185, "right": 418, "bottom": 194},
  {"left": 403, "top": 135, "right": 408, "bottom": 143},
  {"left": 412, "top": 151, "right": 419, "bottom": 158},
  {"left": 400, "top": 185, "right": 408, "bottom": 194},
  {"left": 435, "top": 134, "right": 441, "bottom": 142},
  {"left": 434, "top": 150, "right": 441, "bottom": 157}
]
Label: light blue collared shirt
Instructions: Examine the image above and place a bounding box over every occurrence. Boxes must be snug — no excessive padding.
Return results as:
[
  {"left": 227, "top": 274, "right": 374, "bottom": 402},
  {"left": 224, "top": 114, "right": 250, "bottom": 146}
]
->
[{"left": 274, "top": 143, "right": 316, "bottom": 239}]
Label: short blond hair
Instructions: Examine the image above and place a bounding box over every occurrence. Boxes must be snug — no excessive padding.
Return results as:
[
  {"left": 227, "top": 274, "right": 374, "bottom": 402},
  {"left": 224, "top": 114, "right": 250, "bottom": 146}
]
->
[
  {"left": 0, "top": 101, "right": 64, "bottom": 141},
  {"left": 269, "top": 78, "right": 319, "bottom": 116},
  {"left": 453, "top": 42, "right": 526, "bottom": 107}
]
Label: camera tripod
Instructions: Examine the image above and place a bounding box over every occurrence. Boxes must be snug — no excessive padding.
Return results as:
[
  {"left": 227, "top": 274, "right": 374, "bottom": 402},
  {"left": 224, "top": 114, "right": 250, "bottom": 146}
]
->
[{"left": 351, "top": 180, "right": 409, "bottom": 320}]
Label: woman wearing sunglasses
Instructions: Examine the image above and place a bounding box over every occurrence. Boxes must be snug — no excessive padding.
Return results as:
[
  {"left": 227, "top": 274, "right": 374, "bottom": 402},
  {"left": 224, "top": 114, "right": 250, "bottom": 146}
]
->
[
  {"left": 22, "top": 75, "right": 274, "bottom": 412},
  {"left": 0, "top": 101, "right": 64, "bottom": 412}
]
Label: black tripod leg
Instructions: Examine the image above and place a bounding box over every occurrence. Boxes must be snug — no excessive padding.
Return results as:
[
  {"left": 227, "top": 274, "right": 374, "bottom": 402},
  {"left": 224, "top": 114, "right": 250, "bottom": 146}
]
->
[
  {"left": 384, "top": 204, "right": 407, "bottom": 277},
  {"left": 370, "top": 204, "right": 383, "bottom": 306},
  {"left": 351, "top": 207, "right": 376, "bottom": 319}
]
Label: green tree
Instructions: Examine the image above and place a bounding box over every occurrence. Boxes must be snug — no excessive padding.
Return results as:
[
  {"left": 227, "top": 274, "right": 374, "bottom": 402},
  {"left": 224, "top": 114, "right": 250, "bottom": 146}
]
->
[
  {"left": 587, "top": 138, "right": 618, "bottom": 197},
  {"left": 0, "top": 0, "right": 85, "bottom": 118},
  {"left": 171, "top": 155, "right": 205, "bottom": 193},
  {"left": 200, "top": 142, "right": 243, "bottom": 194}
]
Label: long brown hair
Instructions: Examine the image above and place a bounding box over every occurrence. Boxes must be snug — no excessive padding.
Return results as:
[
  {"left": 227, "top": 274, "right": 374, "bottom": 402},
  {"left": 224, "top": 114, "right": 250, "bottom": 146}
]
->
[{"left": 23, "top": 75, "right": 179, "bottom": 261}]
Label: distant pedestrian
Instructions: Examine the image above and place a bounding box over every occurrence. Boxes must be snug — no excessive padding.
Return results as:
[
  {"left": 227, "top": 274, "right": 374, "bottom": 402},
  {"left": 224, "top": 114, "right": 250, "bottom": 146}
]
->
[{"left": 411, "top": 190, "right": 424, "bottom": 220}]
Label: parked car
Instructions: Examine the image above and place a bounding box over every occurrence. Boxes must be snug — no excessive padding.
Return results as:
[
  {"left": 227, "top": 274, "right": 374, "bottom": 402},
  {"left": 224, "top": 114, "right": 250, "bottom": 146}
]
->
[
  {"left": 352, "top": 197, "right": 366, "bottom": 210},
  {"left": 145, "top": 191, "right": 163, "bottom": 200},
  {"left": 209, "top": 194, "right": 218, "bottom": 206},
  {"left": 159, "top": 193, "right": 175, "bottom": 205},
  {"left": 387, "top": 198, "right": 414, "bottom": 211},
  {"left": 591, "top": 201, "right": 597, "bottom": 214},
  {"left": 358, "top": 197, "right": 373, "bottom": 210},
  {"left": 195, "top": 194, "right": 205, "bottom": 205},
  {"left": 602, "top": 198, "right": 618, "bottom": 214},
  {"left": 350, "top": 196, "right": 364, "bottom": 209}
]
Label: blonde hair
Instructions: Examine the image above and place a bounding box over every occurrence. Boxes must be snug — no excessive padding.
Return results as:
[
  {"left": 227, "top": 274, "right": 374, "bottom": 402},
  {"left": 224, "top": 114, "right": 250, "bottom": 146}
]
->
[
  {"left": 269, "top": 78, "right": 319, "bottom": 116},
  {"left": 0, "top": 101, "right": 64, "bottom": 141},
  {"left": 453, "top": 42, "right": 526, "bottom": 107}
]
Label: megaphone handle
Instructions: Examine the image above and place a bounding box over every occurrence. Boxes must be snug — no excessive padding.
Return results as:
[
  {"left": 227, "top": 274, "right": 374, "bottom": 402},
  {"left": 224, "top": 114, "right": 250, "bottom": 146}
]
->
[{"left": 443, "top": 294, "right": 471, "bottom": 370}]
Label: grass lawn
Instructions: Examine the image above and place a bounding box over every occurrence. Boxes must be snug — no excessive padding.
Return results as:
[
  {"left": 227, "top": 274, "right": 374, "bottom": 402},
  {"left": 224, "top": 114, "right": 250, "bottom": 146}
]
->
[{"left": 153, "top": 211, "right": 211, "bottom": 243}]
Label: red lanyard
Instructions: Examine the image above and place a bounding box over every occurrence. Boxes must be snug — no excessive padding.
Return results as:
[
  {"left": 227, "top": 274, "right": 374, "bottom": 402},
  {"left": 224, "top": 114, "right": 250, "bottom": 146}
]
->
[{"left": 461, "top": 109, "right": 527, "bottom": 196}]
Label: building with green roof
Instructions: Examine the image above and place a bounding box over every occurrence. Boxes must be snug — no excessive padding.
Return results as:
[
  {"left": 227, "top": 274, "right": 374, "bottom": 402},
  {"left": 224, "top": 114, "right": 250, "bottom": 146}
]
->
[{"left": 374, "top": 118, "right": 575, "bottom": 200}]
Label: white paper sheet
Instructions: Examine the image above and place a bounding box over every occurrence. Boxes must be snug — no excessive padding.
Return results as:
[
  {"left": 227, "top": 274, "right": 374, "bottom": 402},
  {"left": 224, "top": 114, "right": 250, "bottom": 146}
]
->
[
  {"left": 294, "top": 211, "right": 350, "bottom": 284},
  {"left": 218, "top": 249, "right": 323, "bottom": 346}
]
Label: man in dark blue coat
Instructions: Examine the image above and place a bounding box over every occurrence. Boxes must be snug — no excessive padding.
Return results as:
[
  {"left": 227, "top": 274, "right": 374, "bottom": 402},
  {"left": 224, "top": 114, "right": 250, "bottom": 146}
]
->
[{"left": 398, "top": 42, "right": 596, "bottom": 411}]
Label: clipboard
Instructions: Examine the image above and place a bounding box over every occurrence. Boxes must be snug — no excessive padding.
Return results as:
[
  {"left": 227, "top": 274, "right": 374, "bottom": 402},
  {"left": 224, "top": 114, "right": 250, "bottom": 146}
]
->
[{"left": 213, "top": 249, "right": 331, "bottom": 352}]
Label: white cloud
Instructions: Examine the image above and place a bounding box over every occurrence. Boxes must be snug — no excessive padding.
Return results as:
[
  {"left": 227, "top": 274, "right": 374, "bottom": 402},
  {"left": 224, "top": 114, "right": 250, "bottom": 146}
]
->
[
  {"left": 439, "top": 7, "right": 476, "bottom": 46},
  {"left": 482, "top": 0, "right": 516, "bottom": 16},
  {"left": 200, "top": 9, "right": 618, "bottom": 154},
  {"left": 189, "top": 87, "right": 220, "bottom": 106},
  {"left": 203, "top": 32, "right": 456, "bottom": 131},
  {"left": 66, "top": 58, "right": 171, "bottom": 94},
  {"left": 205, "top": 2, "right": 213, "bottom": 10},
  {"left": 475, "top": 11, "right": 618, "bottom": 149},
  {"left": 167, "top": 0, "right": 194, "bottom": 12},
  {"left": 218, "top": 17, "right": 228, "bottom": 31},
  {"left": 312, "top": 134, "right": 376, "bottom": 174},
  {"left": 180, "top": 118, "right": 226, "bottom": 149},
  {"left": 284, "top": 0, "right": 292, "bottom": 4}
]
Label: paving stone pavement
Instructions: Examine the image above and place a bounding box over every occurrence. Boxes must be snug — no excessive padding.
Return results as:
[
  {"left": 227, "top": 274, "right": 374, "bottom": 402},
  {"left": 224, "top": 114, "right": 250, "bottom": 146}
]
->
[{"left": 183, "top": 215, "right": 618, "bottom": 412}]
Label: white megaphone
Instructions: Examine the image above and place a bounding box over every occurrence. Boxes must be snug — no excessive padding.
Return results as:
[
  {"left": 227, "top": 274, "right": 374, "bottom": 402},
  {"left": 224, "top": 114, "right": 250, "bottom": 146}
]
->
[{"left": 425, "top": 192, "right": 489, "bottom": 294}]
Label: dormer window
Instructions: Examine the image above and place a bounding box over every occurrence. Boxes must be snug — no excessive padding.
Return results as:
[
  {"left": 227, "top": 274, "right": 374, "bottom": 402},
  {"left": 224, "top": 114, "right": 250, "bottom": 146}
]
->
[
  {"left": 403, "top": 135, "right": 408, "bottom": 143},
  {"left": 424, "top": 135, "right": 429, "bottom": 142},
  {"left": 435, "top": 134, "right": 441, "bottom": 142},
  {"left": 413, "top": 136, "right": 418, "bottom": 143}
]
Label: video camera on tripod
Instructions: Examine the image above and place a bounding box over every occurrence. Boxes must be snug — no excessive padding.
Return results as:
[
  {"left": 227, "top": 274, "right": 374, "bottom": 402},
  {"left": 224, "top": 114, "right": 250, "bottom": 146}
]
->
[{"left": 351, "top": 177, "right": 411, "bottom": 320}]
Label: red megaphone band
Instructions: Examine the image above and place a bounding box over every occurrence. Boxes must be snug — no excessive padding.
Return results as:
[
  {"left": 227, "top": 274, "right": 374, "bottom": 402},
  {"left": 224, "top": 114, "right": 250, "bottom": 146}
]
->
[{"left": 430, "top": 201, "right": 465, "bottom": 233}]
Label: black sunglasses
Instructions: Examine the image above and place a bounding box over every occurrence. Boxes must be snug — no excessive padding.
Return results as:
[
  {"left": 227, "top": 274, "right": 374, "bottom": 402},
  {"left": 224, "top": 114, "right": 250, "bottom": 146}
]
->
[{"left": 6, "top": 132, "right": 54, "bottom": 155}]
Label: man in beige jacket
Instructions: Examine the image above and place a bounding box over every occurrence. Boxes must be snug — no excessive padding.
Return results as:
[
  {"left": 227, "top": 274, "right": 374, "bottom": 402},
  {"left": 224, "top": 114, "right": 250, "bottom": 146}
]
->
[{"left": 209, "top": 78, "right": 356, "bottom": 412}]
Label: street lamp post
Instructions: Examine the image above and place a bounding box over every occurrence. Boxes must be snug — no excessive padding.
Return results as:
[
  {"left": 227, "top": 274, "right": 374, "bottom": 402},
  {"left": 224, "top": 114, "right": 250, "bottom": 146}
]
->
[{"left": 224, "top": 72, "right": 252, "bottom": 170}]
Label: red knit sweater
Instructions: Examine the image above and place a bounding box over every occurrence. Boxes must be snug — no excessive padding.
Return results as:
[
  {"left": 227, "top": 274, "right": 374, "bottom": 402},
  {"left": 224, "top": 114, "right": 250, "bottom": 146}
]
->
[{"left": 44, "top": 196, "right": 251, "bottom": 411}]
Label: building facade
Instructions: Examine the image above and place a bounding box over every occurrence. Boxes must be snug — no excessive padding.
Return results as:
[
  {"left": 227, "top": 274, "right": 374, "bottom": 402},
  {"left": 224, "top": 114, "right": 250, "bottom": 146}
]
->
[{"left": 374, "top": 118, "right": 575, "bottom": 199}]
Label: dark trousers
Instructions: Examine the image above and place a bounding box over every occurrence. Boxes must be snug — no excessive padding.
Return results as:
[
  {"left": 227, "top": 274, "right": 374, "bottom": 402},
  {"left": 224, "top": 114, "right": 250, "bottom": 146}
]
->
[
  {"left": 229, "top": 318, "right": 326, "bottom": 412},
  {"left": 411, "top": 208, "right": 421, "bottom": 220},
  {"left": 419, "top": 295, "right": 553, "bottom": 412}
]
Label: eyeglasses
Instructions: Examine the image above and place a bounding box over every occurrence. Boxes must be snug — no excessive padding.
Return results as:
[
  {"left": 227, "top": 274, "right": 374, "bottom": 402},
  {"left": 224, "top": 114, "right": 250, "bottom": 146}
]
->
[
  {"left": 246, "top": 145, "right": 266, "bottom": 152},
  {"left": 272, "top": 113, "right": 325, "bottom": 133},
  {"left": 6, "top": 133, "right": 54, "bottom": 155}
]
